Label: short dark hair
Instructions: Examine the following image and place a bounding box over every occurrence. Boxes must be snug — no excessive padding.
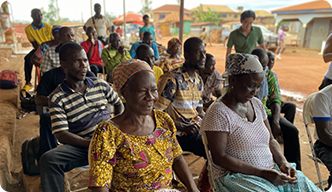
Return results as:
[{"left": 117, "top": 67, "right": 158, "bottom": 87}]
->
[
  {"left": 267, "top": 51, "right": 274, "bottom": 57},
  {"left": 206, "top": 53, "right": 214, "bottom": 60},
  {"left": 184, "top": 37, "right": 203, "bottom": 54},
  {"left": 251, "top": 48, "right": 268, "bottom": 65},
  {"left": 94, "top": 3, "right": 101, "bottom": 8},
  {"left": 240, "top": 10, "right": 256, "bottom": 21},
  {"left": 31, "top": 9, "right": 40, "bottom": 16},
  {"left": 143, "top": 14, "right": 149, "bottom": 20},
  {"left": 143, "top": 31, "right": 152, "bottom": 38},
  {"left": 136, "top": 43, "right": 151, "bottom": 59},
  {"left": 59, "top": 26, "right": 71, "bottom": 36},
  {"left": 59, "top": 42, "right": 83, "bottom": 61},
  {"left": 109, "top": 32, "right": 119, "bottom": 42}
]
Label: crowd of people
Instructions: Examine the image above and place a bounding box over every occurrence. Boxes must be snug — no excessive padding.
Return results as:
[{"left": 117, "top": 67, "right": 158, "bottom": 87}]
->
[{"left": 20, "top": 4, "right": 332, "bottom": 192}]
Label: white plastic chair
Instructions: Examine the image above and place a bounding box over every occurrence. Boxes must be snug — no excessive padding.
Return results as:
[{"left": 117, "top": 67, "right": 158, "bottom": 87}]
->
[
  {"left": 303, "top": 92, "right": 328, "bottom": 191},
  {"left": 201, "top": 133, "right": 217, "bottom": 192}
]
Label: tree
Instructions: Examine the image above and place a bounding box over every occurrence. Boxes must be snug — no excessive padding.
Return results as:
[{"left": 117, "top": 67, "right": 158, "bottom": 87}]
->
[
  {"left": 192, "top": 4, "right": 222, "bottom": 26},
  {"left": 139, "top": 0, "right": 152, "bottom": 15},
  {"left": 40, "top": 0, "right": 60, "bottom": 25},
  {"left": 105, "top": 12, "right": 117, "bottom": 22}
]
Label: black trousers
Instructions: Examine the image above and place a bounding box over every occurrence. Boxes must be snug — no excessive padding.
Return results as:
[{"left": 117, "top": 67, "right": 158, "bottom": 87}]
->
[
  {"left": 177, "top": 133, "right": 207, "bottom": 159},
  {"left": 268, "top": 115, "right": 301, "bottom": 170},
  {"left": 281, "top": 102, "right": 296, "bottom": 124},
  {"left": 24, "top": 49, "right": 36, "bottom": 84},
  {"left": 314, "top": 140, "right": 332, "bottom": 183},
  {"left": 90, "top": 64, "right": 104, "bottom": 77}
]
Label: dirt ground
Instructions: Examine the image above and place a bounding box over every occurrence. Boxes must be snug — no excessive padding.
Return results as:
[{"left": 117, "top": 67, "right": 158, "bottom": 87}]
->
[{"left": 0, "top": 36, "right": 330, "bottom": 191}]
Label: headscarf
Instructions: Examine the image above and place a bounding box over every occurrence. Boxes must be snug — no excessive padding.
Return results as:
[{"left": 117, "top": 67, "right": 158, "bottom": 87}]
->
[
  {"left": 52, "top": 25, "right": 61, "bottom": 34},
  {"left": 112, "top": 59, "right": 154, "bottom": 93},
  {"left": 167, "top": 38, "right": 181, "bottom": 52},
  {"left": 222, "top": 53, "right": 263, "bottom": 88}
]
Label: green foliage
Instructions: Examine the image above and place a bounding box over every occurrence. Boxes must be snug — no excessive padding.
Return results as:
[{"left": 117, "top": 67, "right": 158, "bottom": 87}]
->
[
  {"left": 40, "top": 0, "right": 58, "bottom": 25},
  {"left": 105, "top": 12, "right": 117, "bottom": 22},
  {"left": 192, "top": 4, "right": 222, "bottom": 26},
  {"left": 139, "top": 0, "right": 152, "bottom": 15}
]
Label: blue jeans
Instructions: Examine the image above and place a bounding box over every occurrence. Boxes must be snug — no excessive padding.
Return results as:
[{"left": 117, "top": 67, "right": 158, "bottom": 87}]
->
[
  {"left": 39, "top": 144, "right": 89, "bottom": 192},
  {"left": 39, "top": 112, "right": 57, "bottom": 155}
]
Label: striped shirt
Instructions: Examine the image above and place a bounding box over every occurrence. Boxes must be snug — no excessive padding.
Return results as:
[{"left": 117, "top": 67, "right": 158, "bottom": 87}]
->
[
  {"left": 155, "top": 66, "right": 203, "bottom": 124},
  {"left": 49, "top": 77, "right": 121, "bottom": 139}
]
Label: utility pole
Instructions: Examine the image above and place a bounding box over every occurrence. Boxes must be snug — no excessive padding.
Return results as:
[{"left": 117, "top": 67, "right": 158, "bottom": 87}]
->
[
  {"left": 55, "top": 0, "right": 61, "bottom": 24},
  {"left": 123, "top": 0, "right": 127, "bottom": 40},
  {"left": 179, "top": 0, "right": 184, "bottom": 43},
  {"left": 103, "top": 0, "right": 106, "bottom": 16},
  {"left": 90, "top": 0, "right": 93, "bottom": 17}
]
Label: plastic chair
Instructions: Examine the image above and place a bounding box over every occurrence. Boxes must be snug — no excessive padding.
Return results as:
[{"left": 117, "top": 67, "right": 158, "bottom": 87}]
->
[
  {"left": 303, "top": 92, "right": 328, "bottom": 191},
  {"left": 201, "top": 133, "right": 217, "bottom": 192}
]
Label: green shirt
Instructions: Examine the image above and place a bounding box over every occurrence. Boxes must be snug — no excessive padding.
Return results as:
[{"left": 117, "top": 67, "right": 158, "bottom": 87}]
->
[
  {"left": 101, "top": 46, "right": 131, "bottom": 74},
  {"left": 227, "top": 26, "right": 264, "bottom": 54},
  {"left": 262, "top": 69, "right": 282, "bottom": 115}
]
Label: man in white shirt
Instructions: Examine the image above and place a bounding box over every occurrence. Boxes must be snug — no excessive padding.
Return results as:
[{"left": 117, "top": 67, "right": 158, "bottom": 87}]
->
[
  {"left": 84, "top": 3, "right": 113, "bottom": 46},
  {"left": 313, "top": 84, "right": 332, "bottom": 191}
]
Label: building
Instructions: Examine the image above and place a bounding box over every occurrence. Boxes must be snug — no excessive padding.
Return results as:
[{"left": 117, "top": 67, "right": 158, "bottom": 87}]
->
[
  {"left": 254, "top": 10, "right": 275, "bottom": 30},
  {"left": 272, "top": 0, "right": 332, "bottom": 49},
  {"left": 190, "top": 4, "right": 241, "bottom": 25},
  {"left": 146, "top": 4, "right": 191, "bottom": 24},
  {"left": 156, "top": 12, "right": 193, "bottom": 36}
]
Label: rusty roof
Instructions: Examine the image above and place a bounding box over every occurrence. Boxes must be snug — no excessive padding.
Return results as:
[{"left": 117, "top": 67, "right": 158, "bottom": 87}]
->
[
  {"left": 272, "top": 0, "right": 331, "bottom": 12},
  {"left": 190, "top": 4, "right": 240, "bottom": 13},
  {"left": 159, "top": 12, "right": 193, "bottom": 23},
  {"left": 190, "top": 22, "right": 214, "bottom": 27},
  {"left": 254, "top": 10, "right": 274, "bottom": 17},
  {"left": 151, "top": 4, "right": 190, "bottom": 13}
]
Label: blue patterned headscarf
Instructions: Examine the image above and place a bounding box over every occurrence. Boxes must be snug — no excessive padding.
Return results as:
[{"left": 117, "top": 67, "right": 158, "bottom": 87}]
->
[{"left": 222, "top": 53, "right": 263, "bottom": 88}]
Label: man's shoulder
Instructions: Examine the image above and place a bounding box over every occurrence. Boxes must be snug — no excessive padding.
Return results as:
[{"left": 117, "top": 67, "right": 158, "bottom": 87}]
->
[
  {"left": 25, "top": 24, "right": 33, "bottom": 31},
  {"left": 44, "top": 23, "right": 52, "bottom": 29}
]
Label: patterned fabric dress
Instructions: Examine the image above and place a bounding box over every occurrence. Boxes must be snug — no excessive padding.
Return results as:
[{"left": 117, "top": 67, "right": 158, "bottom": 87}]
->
[
  {"left": 88, "top": 109, "right": 183, "bottom": 191},
  {"left": 201, "top": 97, "right": 321, "bottom": 192},
  {"left": 159, "top": 56, "right": 184, "bottom": 73}
]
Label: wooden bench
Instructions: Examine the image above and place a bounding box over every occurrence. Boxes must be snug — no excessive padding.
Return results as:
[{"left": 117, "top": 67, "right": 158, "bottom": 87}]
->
[{"left": 290, "top": 39, "right": 301, "bottom": 47}]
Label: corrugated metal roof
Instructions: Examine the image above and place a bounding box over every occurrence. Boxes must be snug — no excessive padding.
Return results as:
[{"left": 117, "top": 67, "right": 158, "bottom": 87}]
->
[
  {"left": 159, "top": 12, "right": 193, "bottom": 23},
  {"left": 191, "top": 4, "right": 241, "bottom": 13},
  {"left": 272, "top": 0, "right": 331, "bottom": 12},
  {"left": 151, "top": 4, "right": 190, "bottom": 13}
]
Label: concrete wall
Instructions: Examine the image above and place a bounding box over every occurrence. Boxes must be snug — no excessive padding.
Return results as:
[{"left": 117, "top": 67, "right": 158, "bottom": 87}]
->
[{"left": 309, "top": 17, "right": 332, "bottom": 49}]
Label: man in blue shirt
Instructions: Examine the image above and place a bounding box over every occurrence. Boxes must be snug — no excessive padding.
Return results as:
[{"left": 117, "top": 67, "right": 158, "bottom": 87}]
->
[
  {"left": 139, "top": 14, "right": 155, "bottom": 41},
  {"left": 130, "top": 31, "right": 159, "bottom": 60}
]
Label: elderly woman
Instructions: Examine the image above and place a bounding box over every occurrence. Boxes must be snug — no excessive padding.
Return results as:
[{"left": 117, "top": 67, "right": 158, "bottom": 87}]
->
[
  {"left": 159, "top": 38, "right": 185, "bottom": 73},
  {"left": 201, "top": 53, "right": 320, "bottom": 191},
  {"left": 88, "top": 59, "right": 199, "bottom": 192}
]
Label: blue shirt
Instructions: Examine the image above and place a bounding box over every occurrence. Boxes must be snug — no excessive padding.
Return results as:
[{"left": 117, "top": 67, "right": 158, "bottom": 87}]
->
[
  {"left": 139, "top": 25, "right": 156, "bottom": 42},
  {"left": 129, "top": 41, "right": 159, "bottom": 60}
]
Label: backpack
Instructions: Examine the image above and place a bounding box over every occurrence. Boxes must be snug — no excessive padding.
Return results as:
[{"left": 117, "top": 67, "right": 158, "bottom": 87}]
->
[
  {"left": 0, "top": 70, "right": 18, "bottom": 89},
  {"left": 21, "top": 136, "right": 40, "bottom": 176}
]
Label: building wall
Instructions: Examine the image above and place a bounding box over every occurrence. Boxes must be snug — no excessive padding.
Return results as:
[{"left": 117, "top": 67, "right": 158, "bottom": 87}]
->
[
  {"left": 309, "top": 17, "right": 332, "bottom": 49},
  {"left": 184, "top": 21, "right": 194, "bottom": 33}
]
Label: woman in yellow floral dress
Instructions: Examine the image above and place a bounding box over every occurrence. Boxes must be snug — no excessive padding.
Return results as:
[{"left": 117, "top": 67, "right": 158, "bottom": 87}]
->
[
  {"left": 159, "top": 38, "right": 185, "bottom": 73},
  {"left": 88, "top": 59, "right": 199, "bottom": 192}
]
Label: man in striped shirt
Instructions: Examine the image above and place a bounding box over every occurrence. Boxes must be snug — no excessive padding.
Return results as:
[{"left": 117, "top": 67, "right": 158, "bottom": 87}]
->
[
  {"left": 155, "top": 37, "right": 206, "bottom": 159},
  {"left": 39, "top": 42, "right": 124, "bottom": 192}
]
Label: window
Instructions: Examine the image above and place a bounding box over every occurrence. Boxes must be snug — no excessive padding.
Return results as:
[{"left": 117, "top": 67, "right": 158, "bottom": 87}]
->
[
  {"left": 222, "top": 14, "right": 227, "bottom": 18},
  {"left": 159, "top": 14, "right": 165, "bottom": 19},
  {"left": 234, "top": 14, "right": 237, "bottom": 18},
  {"left": 185, "top": 13, "right": 189, "bottom": 17}
]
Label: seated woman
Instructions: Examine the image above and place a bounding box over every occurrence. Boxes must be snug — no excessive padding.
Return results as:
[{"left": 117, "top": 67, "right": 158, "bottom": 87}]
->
[
  {"left": 159, "top": 38, "right": 184, "bottom": 73},
  {"left": 88, "top": 59, "right": 199, "bottom": 192},
  {"left": 201, "top": 53, "right": 320, "bottom": 191}
]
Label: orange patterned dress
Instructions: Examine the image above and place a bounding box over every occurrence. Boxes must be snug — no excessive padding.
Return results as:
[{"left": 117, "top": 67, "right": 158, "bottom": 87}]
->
[{"left": 88, "top": 109, "right": 183, "bottom": 191}]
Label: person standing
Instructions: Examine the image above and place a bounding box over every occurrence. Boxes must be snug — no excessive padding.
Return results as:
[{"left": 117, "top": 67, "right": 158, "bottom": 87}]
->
[
  {"left": 318, "top": 33, "right": 332, "bottom": 90},
  {"left": 199, "top": 28, "right": 209, "bottom": 47},
  {"left": 23, "top": 8, "right": 53, "bottom": 92},
  {"left": 276, "top": 25, "right": 286, "bottom": 60},
  {"left": 81, "top": 26, "right": 104, "bottom": 76},
  {"left": 139, "top": 14, "right": 155, "bottom": 42},
  {"left": 226, "top": 10, "right": 266, "bottom": 57},
  {"left": 84, "top": 3, "right": 113, "bottom": 45},
  {"left": 130, "top": 32, "right": 159, "bottom": 60}
]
